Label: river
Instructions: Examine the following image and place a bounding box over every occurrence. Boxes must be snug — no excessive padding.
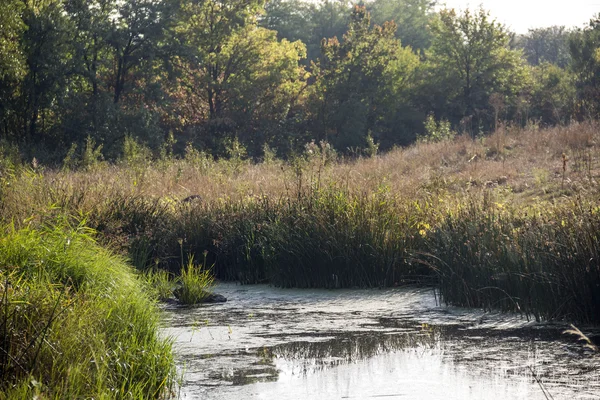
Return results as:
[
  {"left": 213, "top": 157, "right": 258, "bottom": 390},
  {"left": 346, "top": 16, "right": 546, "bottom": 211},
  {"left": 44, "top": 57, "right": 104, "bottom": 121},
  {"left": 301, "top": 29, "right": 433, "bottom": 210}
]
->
[{"left": 162, "top": 283, "right": 600, "bottom": 399}]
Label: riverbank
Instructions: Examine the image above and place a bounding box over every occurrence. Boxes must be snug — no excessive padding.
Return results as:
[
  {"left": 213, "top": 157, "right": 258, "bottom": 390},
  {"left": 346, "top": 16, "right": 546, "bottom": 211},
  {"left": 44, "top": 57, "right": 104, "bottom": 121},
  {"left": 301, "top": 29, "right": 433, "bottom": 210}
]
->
[
  {"left": 0, "top": 221, "right": 175, "bottom": 398},
  {"left": 1, "top": 122, "right": 599, "bottom": 324}
]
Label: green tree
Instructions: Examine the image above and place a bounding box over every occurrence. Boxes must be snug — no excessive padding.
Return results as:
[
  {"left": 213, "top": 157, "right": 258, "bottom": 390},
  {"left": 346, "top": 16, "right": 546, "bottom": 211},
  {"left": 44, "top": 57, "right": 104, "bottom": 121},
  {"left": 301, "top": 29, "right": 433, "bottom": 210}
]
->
[
  {"left": 64, "top": 0, "right": 114, "bottom": 98},
  {"left": 0, "top": 0, "right": 27, "bottom": 140},
  {"left": 517, "top": 26, "right": 572, "bottom": 68},
  {"left": 418, "top": 7, "right": 530, "bottom": 132},
  {"left": 311, "top": 5, "right": 420, "bottom": 150},
  {"left": 263, "top": 0, "right": 314, "bottom": 44},
  {"left": 172, "top": 0, "right": 308, "bottom": 155},
  {"left": 529, "top": 63, "right": 576, "bottom": 124},
  {"left": 59, "top": 0, "right": 180, "bottom": 154},
  {"left": 368, "top": 0, "right": 437, "bottom": 52},
  {"left": 570, "top": 15, "right": 600, "bottom": 118},
  {"left": 262, "top": 0, "right": 351, "bottom": 63},
  {"left": 18, "top": 0, "right": 74, "bottom": 145},
  {"left": 107, "top": 0, "right": 179, "bottom": 105},
  {"left": 175, "top": 0, "right": 265, "bottom": 120}
]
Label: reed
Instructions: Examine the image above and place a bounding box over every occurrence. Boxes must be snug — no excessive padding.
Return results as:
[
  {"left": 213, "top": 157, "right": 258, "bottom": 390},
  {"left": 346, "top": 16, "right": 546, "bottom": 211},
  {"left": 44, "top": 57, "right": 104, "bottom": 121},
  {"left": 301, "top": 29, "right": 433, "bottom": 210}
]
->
[
  {"left": 144, "top": 268, "right": 176, "bottom": 301},
  {"left": 424, "top": 195, "right": 600, "bottom": 323},
  {"left": 0, "top": 121, "right": 599, "bottom": 323},
  {"left": 174, "top": 254, "right": 215, "bottom": 305}
]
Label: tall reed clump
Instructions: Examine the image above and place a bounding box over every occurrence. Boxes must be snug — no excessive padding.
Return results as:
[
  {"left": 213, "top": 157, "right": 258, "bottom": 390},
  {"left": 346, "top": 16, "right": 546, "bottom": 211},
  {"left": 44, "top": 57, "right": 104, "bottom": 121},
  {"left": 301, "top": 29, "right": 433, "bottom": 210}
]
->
[
  {"left": 0, "top": 219, "right": 175, "bottom": 399},
  {"left": 424, "top": 194, "right": 600, "bottom": 323},
  {"left": 127, "top": 183, "right": 439, "bottom": 288},
  {"left": 82, "top": 182, "right": 437, "bottom": 288},
  {"left": 253, "top": 187, "right": 434, "bottom": 288}
]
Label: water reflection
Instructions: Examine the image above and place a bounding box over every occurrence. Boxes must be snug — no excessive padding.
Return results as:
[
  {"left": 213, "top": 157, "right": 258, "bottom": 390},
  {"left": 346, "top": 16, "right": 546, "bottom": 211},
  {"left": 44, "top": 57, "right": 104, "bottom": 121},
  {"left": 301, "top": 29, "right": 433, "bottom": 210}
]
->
[
  {"left": 271, "top": 330, "right": 439, "bottom": 373},
  {"left": 162, "top": 284, "right": 600, "bottom": 400}
]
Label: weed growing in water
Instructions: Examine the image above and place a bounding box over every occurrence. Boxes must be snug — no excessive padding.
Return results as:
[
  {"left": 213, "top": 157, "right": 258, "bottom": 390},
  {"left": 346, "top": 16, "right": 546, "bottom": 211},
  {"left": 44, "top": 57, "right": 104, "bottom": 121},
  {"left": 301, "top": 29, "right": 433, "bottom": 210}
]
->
[
  {"left": 174, "top": 253, "right": 215, "bottom": 305},
  {"left": 144, "top": 268, "right": 176, "bottom": 301}
]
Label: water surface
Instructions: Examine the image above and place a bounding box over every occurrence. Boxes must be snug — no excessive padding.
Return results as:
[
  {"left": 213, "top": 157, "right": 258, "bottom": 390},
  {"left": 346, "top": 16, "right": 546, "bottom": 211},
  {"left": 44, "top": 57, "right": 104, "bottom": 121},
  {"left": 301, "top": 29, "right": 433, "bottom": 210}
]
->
[{"left": 162, "top": 284, "right": 600, "bottom": 399}]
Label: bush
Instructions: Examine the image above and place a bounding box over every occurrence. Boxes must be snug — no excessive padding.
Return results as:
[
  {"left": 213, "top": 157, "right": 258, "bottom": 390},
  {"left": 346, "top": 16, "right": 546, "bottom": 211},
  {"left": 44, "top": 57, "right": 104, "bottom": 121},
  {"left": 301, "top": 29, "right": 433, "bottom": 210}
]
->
[{"left": 418, "top": 113, "right": 456, "bottom": 143}]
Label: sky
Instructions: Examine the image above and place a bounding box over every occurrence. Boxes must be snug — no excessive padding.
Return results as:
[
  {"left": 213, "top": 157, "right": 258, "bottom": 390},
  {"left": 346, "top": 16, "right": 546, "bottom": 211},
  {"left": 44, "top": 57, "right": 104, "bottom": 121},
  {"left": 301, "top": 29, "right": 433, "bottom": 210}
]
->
[{"left": 439, "top": 0, "right": 599, "bottom": 33}]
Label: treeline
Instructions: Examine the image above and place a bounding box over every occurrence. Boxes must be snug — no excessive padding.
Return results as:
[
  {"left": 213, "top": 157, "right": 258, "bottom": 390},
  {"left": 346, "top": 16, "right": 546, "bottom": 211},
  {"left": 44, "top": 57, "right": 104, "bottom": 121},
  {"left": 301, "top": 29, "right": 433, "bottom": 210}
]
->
[{"left": 0, "top": 0, "right": 599, "bottom": 162}]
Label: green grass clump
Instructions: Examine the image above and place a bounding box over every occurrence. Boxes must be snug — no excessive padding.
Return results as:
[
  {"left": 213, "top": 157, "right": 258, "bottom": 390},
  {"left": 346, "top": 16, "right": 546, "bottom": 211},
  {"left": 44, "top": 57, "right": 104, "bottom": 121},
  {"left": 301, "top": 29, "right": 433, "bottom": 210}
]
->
[
  {"left": 0, "top": 220, "right": 175, "bottom": 399},
  {"left": 144, "top": 269, "right": 177, "bottom": 301},
  {"left": 174, "top": 255, "right": 215, "bottom": 305}
]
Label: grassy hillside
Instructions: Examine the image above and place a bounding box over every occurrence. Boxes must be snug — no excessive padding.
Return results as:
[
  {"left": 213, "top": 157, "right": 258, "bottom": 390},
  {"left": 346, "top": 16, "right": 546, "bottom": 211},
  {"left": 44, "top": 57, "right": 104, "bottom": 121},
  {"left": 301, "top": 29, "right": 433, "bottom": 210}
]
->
[{"left": 1, "top": 121, "right": 599, "bottom": 323}]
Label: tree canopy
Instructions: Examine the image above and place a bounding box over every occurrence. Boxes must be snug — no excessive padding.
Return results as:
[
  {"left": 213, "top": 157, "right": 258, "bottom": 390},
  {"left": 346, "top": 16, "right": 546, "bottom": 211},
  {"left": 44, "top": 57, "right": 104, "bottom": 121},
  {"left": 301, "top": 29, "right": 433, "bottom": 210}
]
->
[
  {"left": 417, "top": 7, "right": 530, "bottom": 132},
  {"left": 0, "top": 0, "right": 597, "bottom": 161},
  {"left": 570, "top": 15, "right": 600, "bottom": 118},
  {"left": 310, "top": 5, "right": 420, "bottom": 150}
]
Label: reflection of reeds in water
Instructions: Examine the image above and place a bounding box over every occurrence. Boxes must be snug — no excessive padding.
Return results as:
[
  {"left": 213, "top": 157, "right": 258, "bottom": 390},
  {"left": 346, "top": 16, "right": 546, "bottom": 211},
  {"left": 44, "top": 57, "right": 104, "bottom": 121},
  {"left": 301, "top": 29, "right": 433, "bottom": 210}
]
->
[
  {"left": 209, "top": 365, "right": 279, "bottom": 386},
  {"left": 271, "top": 331, "right": 439, "bottom": 373}
]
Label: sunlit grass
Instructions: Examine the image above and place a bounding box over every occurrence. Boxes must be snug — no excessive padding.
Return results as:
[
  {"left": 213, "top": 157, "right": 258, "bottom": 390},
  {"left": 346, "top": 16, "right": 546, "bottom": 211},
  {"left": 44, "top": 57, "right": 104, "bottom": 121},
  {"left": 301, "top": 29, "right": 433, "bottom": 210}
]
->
[
  {"left": 174, "top": 254, "right": 215, "bottom": 305},
  {"left": 0, "top": 220, "right": 175, "bottom": 398},
  {"left": 1, "top": 122, "right": 599, "bottom": 323},
  {"left": 144, "top": 268, "right": 176, "bottom": 301}
]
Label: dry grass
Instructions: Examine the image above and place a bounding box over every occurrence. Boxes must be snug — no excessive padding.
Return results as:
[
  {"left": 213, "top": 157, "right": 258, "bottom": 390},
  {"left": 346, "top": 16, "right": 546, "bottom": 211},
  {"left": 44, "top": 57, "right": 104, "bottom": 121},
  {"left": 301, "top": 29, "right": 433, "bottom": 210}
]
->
[
  {"left": 1, "top": 122, "right": 600, "bottom": 321},
  {"left": 3, "top": 121, "right": 598, "bottom": 225}
]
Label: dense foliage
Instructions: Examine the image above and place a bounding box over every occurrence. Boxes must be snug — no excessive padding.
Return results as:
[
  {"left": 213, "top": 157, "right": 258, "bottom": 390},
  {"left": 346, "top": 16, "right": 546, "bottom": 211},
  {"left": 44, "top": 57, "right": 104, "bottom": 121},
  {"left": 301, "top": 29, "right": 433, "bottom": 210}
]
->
[{"left": 0, "top": 0, "right": 598, "bottom": 161}]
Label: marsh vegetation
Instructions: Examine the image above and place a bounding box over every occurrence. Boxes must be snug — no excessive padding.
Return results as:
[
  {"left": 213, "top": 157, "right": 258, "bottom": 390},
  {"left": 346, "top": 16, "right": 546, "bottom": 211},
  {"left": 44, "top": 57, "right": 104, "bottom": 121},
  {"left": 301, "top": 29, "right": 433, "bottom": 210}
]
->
[
  {"left": 2, "top": 122, "right": 600, "bottom": 322},
  {"left": 2, "top": 120, "right": 600, "bottom": 398},
  {"left": 2, "top": 0, "right": 600, "bottom": 396}
]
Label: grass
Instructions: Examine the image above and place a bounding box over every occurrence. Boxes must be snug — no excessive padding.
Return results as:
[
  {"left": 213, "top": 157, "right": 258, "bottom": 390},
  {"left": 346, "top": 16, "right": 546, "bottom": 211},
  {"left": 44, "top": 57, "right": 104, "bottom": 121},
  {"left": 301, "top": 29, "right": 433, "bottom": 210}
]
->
[
  {"left": 144, "top": 268, "right": 177, "bottom": 302},
  {"left": 423, "top": 195, "right": 600, "bottom": 323},
  {"left": 0, "top": 219, "right": 175, "bottom": 399},
  {"left": 1, "top": 121, "right": 600, "bottom": 323},
  {"left": 173, "top": 254, "right": 215, "bottom": 305}
]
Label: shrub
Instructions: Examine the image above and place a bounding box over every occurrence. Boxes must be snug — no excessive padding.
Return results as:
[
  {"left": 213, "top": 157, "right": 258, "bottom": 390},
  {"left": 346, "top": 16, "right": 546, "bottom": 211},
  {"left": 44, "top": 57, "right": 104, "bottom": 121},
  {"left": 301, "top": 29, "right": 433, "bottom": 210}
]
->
[{"left": 419, "top": 113, "right": 456, "bottom": 143}]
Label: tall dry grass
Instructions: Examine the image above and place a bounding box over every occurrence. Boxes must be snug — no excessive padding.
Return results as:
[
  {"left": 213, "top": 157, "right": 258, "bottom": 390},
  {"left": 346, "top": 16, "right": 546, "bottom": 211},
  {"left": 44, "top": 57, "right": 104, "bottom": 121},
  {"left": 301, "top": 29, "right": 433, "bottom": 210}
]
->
[
  {"left": 1, "top": 121, "right": 599, "bottom": 321},
  {"left": 2, "top": 121, "right": 597, "bottom": 221}
]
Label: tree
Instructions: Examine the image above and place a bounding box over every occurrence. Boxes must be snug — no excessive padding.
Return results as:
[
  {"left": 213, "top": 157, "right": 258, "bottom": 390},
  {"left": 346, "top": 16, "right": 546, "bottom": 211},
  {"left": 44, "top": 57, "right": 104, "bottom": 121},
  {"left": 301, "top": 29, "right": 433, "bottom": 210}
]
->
[
  {"left": 18, "top": 0, "right": 74, "bottom": 145},
  {"left": 108, "top": 1, "right": 171, "bottom": 104},
  {"left": 529, "top": 63, "right": 576, "bottom": 124},
  {"left": 175, "top": 0, "right": 265, "bottom": 119},
  {"left": 570, "top": 15, "right": 600, "bottom": 118},
  {"left": 0, "top": 0, "right": 26, "bottom": 140},
  {"left": 368, "top": 0, "right": 437, "bottom": 52},
  {"left": 418, "top": 7, "right": 530, "bottom": 131},
  {"left": 172, "top": 0, "right": 308, "bottom": 154},
  {"left": 57, "top": 0, "right": 181, "bottom": 154},
  {"left": 310, "top": 5, "right": 420, "bottom": 150},
  {"left": 517, "top": 26, "right": 572, "bottom": 68},
  {"left": 262, "top": 0, "right": 351, "bottom": 63},
  {"left": 262, "top": 0, "right": 314, "bottom": 44}
]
